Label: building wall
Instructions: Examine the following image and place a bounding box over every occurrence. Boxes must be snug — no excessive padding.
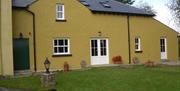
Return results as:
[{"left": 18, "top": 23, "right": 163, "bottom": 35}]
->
[
  {"left": 0, "top": 0, "right": 14, "bottom": 75},
  {"left": 12, "top": 0, "right": 179, "bottom": 72},
  {"left": 27, "top": 0, "right": 129, "bottom": 71},
  {"left": 12, "top": 9, "right": 35, "bottom": 71},
  {"left": 130, "top": 16, "right": 179, "bottom": 63}
]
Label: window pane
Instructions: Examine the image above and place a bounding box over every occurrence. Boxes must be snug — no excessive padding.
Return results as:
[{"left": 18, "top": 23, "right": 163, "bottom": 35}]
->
[
  {"left": 65, "top": 39, "right": 68, "bottom": 45},
  {"left": 57, "top": 5, "right": 62, "bottom": 11},
  {"left": 54, "top": 47, "right": 58, "bottom": 53},
  {"left": 103, "top": 40, "right": 106, "bottom": 47},
  {"left": 100, "top": 40, "right": 106, "bottom": 47},
  {"left": 91, "top": 40, "right": 94, "bottom": 47},
  {"left": 57, "top": 12, "right": 63, "bottom": 19},
  {"left": 59, "top": 47, "right": 64, "bottom": 53},
  {"left": 160, "top": 39, "right": 162, "bottom": 45},
  {"left": 64, "top": 47, "right": 68, "bottom": 52},
  {"left": 135, "top": 38, "right": 138, "bottom": 43},
  {"left": 54, "top": 40, "right": 58, "bottom": 46},
  {"left": 95, "top": 48, "right": 98, "bottom": 56},
  {"left": 135, "top": 45, "right": 138, "bottom": 50},
  {"left": 101, "top": 48, "right": 104, "bottom": 56},
  {"left": 100, "top": 40, "right": 104, "bottom": 47},
  {"left": 94, "top": 40, "right": 97, "bottom": 47},
  {"left": 104, "top": 48, "right": 107, "bottom": 55},
  {"left": 58, "top": 40, "right": 64, "bottom": 46},
  {"left": 92, "top": 48, "right": 95, "bottom": 56}
]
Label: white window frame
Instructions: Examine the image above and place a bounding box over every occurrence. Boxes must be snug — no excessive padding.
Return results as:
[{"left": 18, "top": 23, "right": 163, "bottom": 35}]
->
[
  {"left": 53, "top": 38, "right": 70, "bottom": 55},
  {"left": 135, "top": 37, "right": 141, "bottom": 51},
  {"left": 56, "top": 4, "right": 65, "bottom": 20}
]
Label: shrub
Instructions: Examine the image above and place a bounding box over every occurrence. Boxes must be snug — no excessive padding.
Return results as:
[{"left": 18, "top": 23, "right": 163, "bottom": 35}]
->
[
  {"left": 112, "top": 56, "right": 123, "bottom": 64},
  {"left": 144, "top": 60, "right": 156, "bottom": 67}
]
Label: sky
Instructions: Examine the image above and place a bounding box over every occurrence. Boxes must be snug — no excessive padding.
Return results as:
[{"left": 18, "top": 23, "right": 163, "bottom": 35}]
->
[{"left": 133, "top": 0, "right": 180, "bottom": 33}]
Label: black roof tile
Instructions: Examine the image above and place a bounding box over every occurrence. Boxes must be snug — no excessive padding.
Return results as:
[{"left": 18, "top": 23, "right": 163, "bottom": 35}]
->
[
  {"left": 80, "top": 0, "right": 155, "bottom": 16},
  {"left": 12, "top": 0, "right": 36, "bottom": 8}
]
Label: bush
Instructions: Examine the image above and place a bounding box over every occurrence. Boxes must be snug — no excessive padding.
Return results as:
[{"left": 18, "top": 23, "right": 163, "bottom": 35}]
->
[
  {"left": 112, "top": 56, "right": 123, "bottom": 64},
  {"left": 144, "top": 60, "right": 156, "bottom": 67}
]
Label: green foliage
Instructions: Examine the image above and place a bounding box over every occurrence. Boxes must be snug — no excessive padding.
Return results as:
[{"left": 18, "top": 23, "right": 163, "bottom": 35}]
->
[
  {"left": 168, "top": 0, "right": 180, "bottom": 25},
  {"left": 115, "top": 0, "right": 135, "bottom": 5},
  {"left": 135, "top": 1, "right": 156, "bottom": 15}
]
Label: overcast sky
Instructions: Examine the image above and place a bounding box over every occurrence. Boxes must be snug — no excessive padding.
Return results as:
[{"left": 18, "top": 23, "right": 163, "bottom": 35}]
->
[{"left": 133, "top": 0, "right": 180, "bottom": 33}]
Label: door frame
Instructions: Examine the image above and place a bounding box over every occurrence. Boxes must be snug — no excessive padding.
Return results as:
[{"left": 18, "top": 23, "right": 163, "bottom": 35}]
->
[
  {"left": 13, "top": 38, "right": 30, "bottom": 70},
  {"left": 160, "top": 37, "right": 167, "bottom": 59},
  {"left": 90, "top": 38, "right": 109, "bottom": 65}
]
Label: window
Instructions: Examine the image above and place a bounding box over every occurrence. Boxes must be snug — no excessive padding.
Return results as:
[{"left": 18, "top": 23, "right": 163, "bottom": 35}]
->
[
  {"left": 135, "top": 37, "right": 141, "bottom": 51},
  {"left": 99, "top": 1, "right": 111, "bottom": 8},
  {"left": 80, "top": 1, "right": 90, "bottom": 6},
  {"left": 56, "top": 4, "right": 65, "bottom": 20},
  {"left": 160, "top": 38, "right": 166, "bottom": 52},
  {"left": 53, "top": 38, "right": 70, "bottom": 55}
]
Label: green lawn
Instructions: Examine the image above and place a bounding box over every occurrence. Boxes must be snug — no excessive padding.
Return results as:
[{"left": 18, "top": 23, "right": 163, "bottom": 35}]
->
[{"left": 0, "top": 66, "right": 180, "bottom": 91}]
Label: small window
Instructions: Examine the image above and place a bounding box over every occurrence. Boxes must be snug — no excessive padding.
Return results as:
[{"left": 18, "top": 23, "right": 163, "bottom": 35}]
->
[
  {"left": 135, "top": 37, "right": 141, "bottom": 51},
  {"left": 80, "top": 1, "right": 90, "bottom": 6},
  {"left": 56, "top": 4, "right": 65, "bottom": 20},
  {"left": 53, "top": 38, "right": 70, "bottom": 55},
  {"left": 99, "top": 1, "right": 111, "bottom": 8}
]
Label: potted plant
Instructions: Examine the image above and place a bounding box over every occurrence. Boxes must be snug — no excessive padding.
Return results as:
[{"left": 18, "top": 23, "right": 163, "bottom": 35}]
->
[{"left": 112, "top": 56, "right": 123, "bottom": 64}]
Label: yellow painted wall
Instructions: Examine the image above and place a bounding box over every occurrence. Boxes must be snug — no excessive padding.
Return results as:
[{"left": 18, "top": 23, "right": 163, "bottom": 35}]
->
[
  {"left": 26, "top": 0, "right": 129, "bottom": 71},
  {"left": 0, "top": 0, "right": 14, "bottom": 75},
  {"left": 12, "top": 9, "right": 35, "bottom": 71},
  {"left": 12, "top": 0, "right": 179, "bottom": 72},
  {"left": 130, "top": 16, "right": 179, "bottom": 63}
]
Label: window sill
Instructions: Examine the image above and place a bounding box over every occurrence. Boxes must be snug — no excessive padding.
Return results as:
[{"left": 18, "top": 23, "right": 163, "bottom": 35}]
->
[
  {"left": 135, "top": 50, "right": 143, "bottom": 53},
  {"left": 52, "top": 54, "right": 72, "bottom": 57},
  {"left": 56, "top": 19, "right": 67, "bottom": 22}
]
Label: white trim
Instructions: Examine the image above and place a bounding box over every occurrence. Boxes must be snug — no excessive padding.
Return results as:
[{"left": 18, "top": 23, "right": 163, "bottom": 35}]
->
[
  {"left": 53, "top": 38, "right": 70, "bottom": 55},
  {"left": 90, "top": 38, "right": 109, "bottom": 65},
  {"left": 160, "top": 38, "right": 167, "bottom": 59},
  {"left": 135, "top": 37, "right": 141, "bottom": 51},
  {"left": 56, "top": 4, "right": 65, "bottom": 20}
]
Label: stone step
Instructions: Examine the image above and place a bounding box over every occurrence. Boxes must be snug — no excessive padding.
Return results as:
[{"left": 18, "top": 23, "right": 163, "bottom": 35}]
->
[{"left": 14, "top": 70, "right": 32, "bottom": 77}]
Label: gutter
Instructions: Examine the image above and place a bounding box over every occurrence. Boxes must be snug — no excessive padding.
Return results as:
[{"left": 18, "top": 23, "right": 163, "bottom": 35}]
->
[
  {"left": 127, "top": 15, "right": 131, "bottom": 64},
  {"left": 25, "top": 9, "right": 37, "bottom": 72}
]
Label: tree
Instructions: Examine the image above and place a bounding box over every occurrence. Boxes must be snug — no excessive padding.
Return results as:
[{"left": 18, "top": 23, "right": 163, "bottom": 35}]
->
[
  {"left": 116, "top": 0, "right": 135, "bottom": 5},
  {"left": 134, "top": 1, "right": 156, "bottom": 15},
  {"left": 168, "top": 0, "right": 180, "bottom": 26}
]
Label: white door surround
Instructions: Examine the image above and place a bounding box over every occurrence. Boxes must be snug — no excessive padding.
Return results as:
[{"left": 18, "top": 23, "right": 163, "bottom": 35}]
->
[
  {"left": 90, "top": 38, "right": 109, "bottom": 65},
  {"left": 160, "top": 38, "right": 167, "bottom": 59}
]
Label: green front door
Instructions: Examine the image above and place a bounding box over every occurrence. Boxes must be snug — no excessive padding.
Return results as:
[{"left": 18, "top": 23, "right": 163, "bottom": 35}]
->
[{"left": 13, "top": 39, "right": 30, "bottom": 70}]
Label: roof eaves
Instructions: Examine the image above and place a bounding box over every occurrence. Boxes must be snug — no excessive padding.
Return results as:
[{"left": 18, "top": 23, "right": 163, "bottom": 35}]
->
[{"left": 90, "top": 9, "right": 155, "bottom": 16}]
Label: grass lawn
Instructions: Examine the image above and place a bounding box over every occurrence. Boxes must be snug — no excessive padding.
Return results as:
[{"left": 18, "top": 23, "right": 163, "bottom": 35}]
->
[{"left": 0, "top": 66, "right": 180, "bottom": 91}]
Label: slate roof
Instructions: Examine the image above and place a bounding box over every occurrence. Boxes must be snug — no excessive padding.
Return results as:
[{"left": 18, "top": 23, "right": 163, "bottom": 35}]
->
[
  {"left": 12, "top": 0, "right": 36, "bottom": 8},
  {"left": 80, "top": 0, "right": 155, "bottom": 16}
]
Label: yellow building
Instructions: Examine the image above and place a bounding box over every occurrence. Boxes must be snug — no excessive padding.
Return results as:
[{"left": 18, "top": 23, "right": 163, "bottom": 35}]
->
[{"left": 0, "top": 0, "right": 179, "bottom": 76}]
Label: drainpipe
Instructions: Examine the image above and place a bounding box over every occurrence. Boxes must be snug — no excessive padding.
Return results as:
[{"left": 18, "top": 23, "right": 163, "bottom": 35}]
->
[
  {"left": 127, "top": 14, "right": 131, "bottom": 64},
  {"left": 25, "top": 9, "right": 37, "bottom": 72}
]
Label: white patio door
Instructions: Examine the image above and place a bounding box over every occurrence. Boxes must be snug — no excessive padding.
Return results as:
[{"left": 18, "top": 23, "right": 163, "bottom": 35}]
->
[
  {"left": 90, "top": 39, "right": 109, "bottom": 65},
  {"left": 160, "top": 38, "right": 167, "bottom": 59}
]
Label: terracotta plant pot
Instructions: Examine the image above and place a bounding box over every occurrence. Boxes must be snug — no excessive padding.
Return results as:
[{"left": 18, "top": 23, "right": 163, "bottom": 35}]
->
[
  {"left": 112, "top": 56, "right": 123, "bottom": 64},
  {"left": 63, "top": 62, "right": 69, "bottom": 72}
]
